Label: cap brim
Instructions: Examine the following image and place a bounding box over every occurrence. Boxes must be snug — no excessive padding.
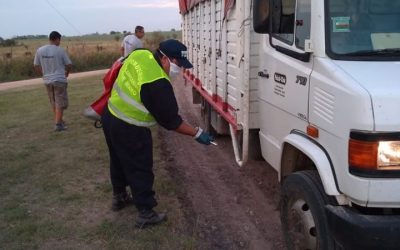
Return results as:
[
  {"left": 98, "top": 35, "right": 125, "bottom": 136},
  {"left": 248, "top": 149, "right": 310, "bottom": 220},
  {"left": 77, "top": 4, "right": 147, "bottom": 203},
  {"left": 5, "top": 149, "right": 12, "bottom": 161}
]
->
[{"left": 177, "top": 58, "right": 193, "bottom": 69}]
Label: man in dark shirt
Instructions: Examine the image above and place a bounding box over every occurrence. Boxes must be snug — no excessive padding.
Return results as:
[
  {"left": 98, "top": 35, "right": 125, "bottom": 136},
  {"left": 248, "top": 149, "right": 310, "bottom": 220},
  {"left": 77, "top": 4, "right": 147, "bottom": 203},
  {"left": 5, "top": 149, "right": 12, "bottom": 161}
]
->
[{"left": 101, "top": 39, "right": 214, "bottom": 229}]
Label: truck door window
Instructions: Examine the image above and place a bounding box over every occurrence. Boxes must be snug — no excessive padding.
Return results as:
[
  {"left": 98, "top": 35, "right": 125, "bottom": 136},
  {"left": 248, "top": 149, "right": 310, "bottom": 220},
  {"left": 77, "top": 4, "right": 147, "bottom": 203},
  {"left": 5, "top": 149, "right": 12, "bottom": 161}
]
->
[
  {"left": 272, "top": 0, "right": 295, "bottom": 44},
  {"left": 295, "top": 0, "right": 311, "bottom": 50}
]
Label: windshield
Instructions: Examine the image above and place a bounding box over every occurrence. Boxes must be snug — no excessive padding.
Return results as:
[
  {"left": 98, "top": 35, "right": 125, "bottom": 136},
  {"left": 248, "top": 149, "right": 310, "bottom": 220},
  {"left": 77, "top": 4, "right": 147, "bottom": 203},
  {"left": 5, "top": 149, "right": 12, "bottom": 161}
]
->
[{"left": 327, "top": 0, "right": 400, "bottom": 60}]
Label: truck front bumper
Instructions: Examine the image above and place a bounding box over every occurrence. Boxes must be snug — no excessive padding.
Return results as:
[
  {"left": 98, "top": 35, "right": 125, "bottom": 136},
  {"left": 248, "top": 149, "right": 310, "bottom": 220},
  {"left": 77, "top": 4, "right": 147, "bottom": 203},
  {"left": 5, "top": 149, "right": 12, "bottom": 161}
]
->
[{"left": 326, "top": 205, "right": 400, "bottom": 250}]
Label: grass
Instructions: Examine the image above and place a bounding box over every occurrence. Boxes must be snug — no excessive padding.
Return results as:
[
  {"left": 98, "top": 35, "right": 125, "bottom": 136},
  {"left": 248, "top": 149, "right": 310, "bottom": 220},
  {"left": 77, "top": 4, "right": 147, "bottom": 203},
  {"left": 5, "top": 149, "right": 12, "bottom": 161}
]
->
[
  {"left": 0, "top": 75, "right": 196, "bottom": 249},
  {"left": 0, "top": 31, "right": 182, "bottom": 83}
]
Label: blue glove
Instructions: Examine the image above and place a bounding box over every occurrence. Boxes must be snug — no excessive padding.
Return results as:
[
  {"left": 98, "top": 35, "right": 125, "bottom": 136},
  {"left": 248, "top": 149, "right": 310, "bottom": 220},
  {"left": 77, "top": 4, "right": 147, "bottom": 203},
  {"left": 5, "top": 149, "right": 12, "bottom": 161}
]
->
[{"left": 194, "top": 127, "right": 214, "bottom": 145}]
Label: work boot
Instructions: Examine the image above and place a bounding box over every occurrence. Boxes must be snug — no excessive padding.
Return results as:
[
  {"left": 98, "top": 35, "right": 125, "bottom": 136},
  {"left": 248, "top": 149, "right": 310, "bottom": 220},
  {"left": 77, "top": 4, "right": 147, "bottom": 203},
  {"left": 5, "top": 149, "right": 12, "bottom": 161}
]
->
[
  {"left": 135, "top": 209, "right": 167, "bottom": 229},
  {"left": 111, "top": 192, "right": 133, "bottom": 211}
]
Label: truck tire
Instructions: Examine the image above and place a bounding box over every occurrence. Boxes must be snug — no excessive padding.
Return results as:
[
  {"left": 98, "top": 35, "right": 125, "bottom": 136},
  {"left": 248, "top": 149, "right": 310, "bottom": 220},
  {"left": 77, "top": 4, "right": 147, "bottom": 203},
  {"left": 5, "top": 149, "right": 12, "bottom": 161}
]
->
[{"left": 280, "top": 170, "right": 336, "bottom": 250}]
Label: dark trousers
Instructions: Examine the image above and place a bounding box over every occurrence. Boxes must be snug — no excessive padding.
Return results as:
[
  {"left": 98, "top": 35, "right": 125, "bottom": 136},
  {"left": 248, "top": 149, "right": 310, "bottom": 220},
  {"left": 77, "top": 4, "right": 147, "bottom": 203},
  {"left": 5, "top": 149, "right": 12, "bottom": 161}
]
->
[{"left": 101, "top": 108, "right": 157, "bottom": 210}]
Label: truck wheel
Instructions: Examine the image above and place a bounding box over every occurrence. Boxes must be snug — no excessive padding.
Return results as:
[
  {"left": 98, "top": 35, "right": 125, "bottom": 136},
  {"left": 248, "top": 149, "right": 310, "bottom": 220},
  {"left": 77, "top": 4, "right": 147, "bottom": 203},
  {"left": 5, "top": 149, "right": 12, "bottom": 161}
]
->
[{"left": 280, "top": 170, "right": 336, "bottom": 250}]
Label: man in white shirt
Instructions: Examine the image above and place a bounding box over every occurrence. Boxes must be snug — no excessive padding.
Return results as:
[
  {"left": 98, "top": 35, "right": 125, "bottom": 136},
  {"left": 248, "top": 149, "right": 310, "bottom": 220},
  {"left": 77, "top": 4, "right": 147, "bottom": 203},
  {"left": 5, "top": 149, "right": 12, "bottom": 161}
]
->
[{"left": 121, "top": 26, "right": 145, "bottom": 57}]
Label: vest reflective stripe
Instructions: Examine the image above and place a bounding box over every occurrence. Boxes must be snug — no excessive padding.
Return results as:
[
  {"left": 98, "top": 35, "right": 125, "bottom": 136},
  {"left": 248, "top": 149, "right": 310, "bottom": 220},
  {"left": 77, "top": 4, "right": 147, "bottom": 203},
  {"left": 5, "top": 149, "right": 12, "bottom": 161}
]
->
[
  {"left": 108, "top": 49, "right": 169, "bottom": 127},
  {"left": 108, "top": 90, "right": 156, "bottom": 126},
  {"left": 108, "top": 101, "right": 157, "bottom": 127},
  {"left": 114, "top": 84, "right": 149, "bottom": 113}
]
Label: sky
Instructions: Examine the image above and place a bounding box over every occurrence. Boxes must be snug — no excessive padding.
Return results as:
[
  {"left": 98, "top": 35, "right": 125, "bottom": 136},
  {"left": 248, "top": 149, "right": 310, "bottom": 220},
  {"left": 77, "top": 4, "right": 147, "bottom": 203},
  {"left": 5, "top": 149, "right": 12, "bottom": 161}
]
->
[{"left": 0, "top": 0, "right": 182, "bottom": 39}]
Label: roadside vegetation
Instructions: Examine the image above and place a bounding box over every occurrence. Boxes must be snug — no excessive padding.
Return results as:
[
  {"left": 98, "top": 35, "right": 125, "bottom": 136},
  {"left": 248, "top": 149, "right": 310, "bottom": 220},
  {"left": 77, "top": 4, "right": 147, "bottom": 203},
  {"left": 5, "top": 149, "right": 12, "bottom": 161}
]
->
[
  {"left": 0, "top": 75, "right": 195, "bottom": 249},
  {"left": 0, "top": 30, "right": 181, "bottom": 83}
]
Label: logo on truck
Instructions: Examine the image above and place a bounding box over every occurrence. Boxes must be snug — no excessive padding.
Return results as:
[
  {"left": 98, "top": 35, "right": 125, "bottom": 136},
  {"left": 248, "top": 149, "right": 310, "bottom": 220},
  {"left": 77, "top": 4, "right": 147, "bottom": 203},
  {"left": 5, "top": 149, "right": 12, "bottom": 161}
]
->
[
  {"left": 274, "top": 73, "right": 286, "bottom": 85},
  {"left": 296, "top": 75, "right": 307, "bottom": 86}
]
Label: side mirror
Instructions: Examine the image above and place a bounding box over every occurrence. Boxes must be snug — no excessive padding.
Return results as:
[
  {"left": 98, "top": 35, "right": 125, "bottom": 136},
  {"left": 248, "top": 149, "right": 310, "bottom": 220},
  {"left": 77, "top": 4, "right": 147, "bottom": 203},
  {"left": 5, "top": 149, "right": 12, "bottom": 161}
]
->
[{"left": 253, "top": 0, "right": 270, "bottom": 34}]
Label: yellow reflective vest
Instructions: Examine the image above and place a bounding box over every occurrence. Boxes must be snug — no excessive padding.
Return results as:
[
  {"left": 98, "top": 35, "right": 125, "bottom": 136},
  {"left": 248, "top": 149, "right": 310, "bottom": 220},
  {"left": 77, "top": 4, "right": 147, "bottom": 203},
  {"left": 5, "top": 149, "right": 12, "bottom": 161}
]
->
[{"left": 108, "top": 49, "right": 169, "bottom": 126}]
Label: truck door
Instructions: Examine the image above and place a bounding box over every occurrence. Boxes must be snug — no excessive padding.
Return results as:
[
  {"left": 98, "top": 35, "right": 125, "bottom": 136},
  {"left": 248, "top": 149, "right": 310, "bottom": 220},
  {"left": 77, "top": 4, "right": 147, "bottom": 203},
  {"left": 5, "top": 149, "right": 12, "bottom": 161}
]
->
[{"left": 257, "top": 0, "right": 313, "bottom": 167}]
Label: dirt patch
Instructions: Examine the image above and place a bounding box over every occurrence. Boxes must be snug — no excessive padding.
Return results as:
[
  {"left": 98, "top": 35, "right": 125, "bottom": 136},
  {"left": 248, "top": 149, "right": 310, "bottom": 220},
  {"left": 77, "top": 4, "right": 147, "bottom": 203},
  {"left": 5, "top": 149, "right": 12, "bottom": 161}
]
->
[
  {"left": 1, "top": 72, "right": 285, "bottom": 249},
  {"left": 0, "top": 69, "right": 107, "bottom": 91},
  {"left": 160, "top": 80, "right": 285, "bottom": 249}
]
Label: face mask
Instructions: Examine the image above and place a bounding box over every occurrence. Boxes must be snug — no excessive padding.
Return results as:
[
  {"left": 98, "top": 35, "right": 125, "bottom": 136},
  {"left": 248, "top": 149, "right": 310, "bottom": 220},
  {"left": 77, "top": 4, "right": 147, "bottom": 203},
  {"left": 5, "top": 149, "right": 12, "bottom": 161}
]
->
[
  {"left": 169, "top": 60, "right": 181, "bottom": 79},
  {"left": 160, "top": 50, "right": 182, "bottom": 79}
]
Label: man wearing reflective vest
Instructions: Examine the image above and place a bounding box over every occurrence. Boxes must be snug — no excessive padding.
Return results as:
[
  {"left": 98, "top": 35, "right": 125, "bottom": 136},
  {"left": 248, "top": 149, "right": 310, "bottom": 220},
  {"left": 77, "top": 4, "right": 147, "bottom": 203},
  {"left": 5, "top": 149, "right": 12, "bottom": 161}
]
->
[{"left": 102, "top": 39, "right": 214, "bottom": 228}]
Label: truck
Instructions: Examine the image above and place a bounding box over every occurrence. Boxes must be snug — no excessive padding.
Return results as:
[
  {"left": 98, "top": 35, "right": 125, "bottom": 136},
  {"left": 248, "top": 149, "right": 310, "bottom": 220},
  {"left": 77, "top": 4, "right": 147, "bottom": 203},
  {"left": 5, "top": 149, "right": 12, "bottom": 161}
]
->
[{"left": 177, "top": 0, "right": 400, "bottom": 249}]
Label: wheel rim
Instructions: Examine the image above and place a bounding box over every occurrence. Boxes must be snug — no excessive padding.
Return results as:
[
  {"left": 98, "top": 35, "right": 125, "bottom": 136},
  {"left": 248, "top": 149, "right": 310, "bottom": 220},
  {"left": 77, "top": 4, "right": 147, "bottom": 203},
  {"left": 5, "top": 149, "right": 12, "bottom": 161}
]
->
[{"left": 287, "top": 198, "right": 317, "bottom": 250}]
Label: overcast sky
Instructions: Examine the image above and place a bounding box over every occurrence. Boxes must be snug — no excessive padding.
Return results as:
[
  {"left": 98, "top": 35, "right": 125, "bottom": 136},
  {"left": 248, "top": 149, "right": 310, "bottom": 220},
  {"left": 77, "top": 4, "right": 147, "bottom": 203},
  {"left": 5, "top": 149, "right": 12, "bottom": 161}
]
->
[{"left": 0, "top": 0, "right": 182, "bottom": 39}]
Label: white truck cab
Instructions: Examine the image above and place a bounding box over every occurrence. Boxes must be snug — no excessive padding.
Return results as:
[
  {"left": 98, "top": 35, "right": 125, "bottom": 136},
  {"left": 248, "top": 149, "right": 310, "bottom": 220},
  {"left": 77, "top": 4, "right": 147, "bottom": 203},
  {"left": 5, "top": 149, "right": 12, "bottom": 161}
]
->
[{"left": 179, "top": 0, "right": 400, "bottom": 248}]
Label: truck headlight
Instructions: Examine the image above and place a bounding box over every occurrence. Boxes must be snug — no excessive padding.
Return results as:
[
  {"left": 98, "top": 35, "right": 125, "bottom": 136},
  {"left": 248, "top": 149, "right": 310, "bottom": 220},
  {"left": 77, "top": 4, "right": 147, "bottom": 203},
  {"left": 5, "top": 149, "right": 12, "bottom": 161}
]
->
[
  {"left": 349, "top": 131, "right": 400, "bottom": 177},
  {"left": 378, "top": 141, "right": 400, "bottom": 169}
]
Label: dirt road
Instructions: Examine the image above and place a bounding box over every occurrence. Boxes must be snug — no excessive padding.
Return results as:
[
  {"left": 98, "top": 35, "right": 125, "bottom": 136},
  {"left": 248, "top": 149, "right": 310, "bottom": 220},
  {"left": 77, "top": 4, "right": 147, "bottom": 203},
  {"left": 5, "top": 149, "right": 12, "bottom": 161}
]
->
[
  {"left": 161, "top": 79, "right": 285, "bottom": 249},
  {"left": 0, "top": 69, "right": 108, "bottom": 91},
  {"left": 2, "top": 73, "right": 285, "bottom": 249}
]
